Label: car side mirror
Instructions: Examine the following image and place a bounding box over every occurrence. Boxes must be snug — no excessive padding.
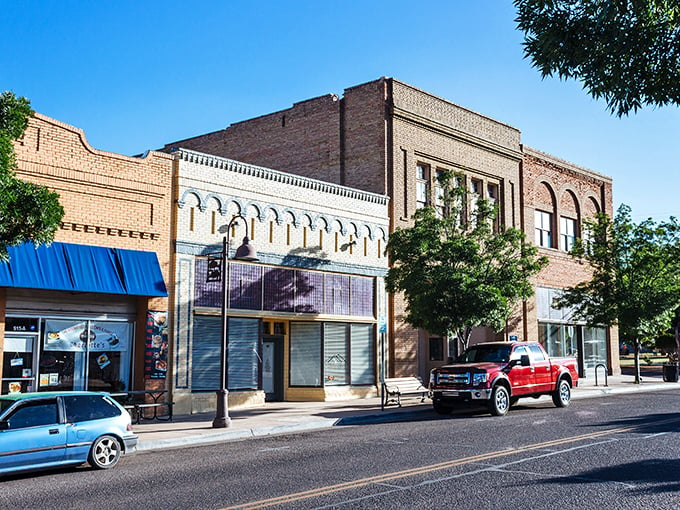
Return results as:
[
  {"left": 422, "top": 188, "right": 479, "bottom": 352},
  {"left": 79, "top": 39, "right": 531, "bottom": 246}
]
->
[
  {"left": 520, "top": 354, "right": 531, "bottom": 366},
  {"left": 0, "top": 421, "right": 9, "bottom": 431}
]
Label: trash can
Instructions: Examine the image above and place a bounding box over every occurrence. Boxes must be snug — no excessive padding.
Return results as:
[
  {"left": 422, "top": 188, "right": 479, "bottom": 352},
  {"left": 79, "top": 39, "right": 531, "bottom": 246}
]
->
[{"left": 662, "top": 362, "right": 679, "bottom": 382}]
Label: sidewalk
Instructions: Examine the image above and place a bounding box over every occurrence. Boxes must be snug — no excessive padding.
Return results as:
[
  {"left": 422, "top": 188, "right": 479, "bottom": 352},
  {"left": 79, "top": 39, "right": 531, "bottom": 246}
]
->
[{"left": 133, "top": 371, "right": 677, "bottom": 452}]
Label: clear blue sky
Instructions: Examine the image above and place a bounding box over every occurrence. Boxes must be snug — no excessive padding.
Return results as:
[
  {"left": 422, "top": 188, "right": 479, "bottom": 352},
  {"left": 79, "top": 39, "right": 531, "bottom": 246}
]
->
[{"left": 2, "top": 1, "right": 678, "bottom": 221}]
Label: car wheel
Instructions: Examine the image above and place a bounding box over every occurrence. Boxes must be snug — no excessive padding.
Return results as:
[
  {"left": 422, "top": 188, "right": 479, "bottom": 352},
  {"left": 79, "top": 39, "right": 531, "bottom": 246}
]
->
[
  {"left": 488, "top": 385, "right": 510, "bottom": 416},
  {"left": 88, "top": 435, "right": 122, "bottom": 469},
  {"left": 552, "top": 379, "right": 571, "bottom": 408},
  {"left": 433, "top": 401, "right": 453, "bottom": 415}
]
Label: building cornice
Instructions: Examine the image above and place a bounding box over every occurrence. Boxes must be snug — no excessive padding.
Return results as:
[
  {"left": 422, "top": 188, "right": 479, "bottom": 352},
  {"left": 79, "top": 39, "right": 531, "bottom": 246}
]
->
[
  {"left": 174, "top": 148, "right": 390, "bottom": 206},
  {"left": 523, "top": 146, "right": 612, "bottom": 183},
  {"left": 391, "top": 106, "right": 523, "bottom": 162}
]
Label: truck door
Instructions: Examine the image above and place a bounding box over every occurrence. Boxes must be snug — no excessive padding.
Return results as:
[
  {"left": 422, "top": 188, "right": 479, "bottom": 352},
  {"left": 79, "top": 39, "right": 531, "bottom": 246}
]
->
[
  {"left": 527, "top": 344, "right": 552, "bottom": 392},
  {"left": 508, "top": 346, "right": 533, "bottom": 395}
]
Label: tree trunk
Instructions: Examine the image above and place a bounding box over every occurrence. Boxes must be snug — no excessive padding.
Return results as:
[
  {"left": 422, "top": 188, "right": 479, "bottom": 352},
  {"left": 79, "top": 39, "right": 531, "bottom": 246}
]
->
[
  {"left": 633, "top": 338, "right": 641, "bottom": 384},
  {"left": 675, "top": 323, "right": 680, "bottom": 363},
  {"left": 456, "top": 327, "right": 473, "bottom": 353}
]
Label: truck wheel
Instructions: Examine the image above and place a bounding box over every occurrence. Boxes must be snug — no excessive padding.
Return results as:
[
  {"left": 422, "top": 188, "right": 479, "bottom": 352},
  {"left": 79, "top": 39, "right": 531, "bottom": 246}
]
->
[
  {"left": 433, "top": 401, "right": 453, "bottom": 415},
  {"left": 552, "top": 379, "right": 571, "bottom": 408},
  {"left": 488, "top": 385, "right": 510, "bottom": 416}
]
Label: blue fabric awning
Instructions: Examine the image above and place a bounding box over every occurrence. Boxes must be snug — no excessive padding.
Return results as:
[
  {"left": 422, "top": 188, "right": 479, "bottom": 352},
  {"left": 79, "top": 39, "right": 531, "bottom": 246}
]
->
[{"left": 0, "top": 242, "right": 168, "bottom": 297}]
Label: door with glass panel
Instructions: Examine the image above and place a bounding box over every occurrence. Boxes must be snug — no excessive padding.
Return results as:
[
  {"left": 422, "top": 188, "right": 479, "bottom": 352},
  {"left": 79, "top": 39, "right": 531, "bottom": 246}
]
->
[
  {"left": 262, "top": 335, "right": 284, "bottom": 401},
  {"left": 39, "top": 320, "right": 132, "bottom": 393}
]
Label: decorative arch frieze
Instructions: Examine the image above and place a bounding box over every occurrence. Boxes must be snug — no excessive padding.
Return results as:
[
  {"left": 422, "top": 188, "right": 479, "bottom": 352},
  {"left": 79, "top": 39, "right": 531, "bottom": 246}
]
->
[
  {"left": 177, "top": 189, "right": 203, "bottom": 210},
  {"left": 204, "top": 192, "right": 226, "bottom": 214},
  {"left": 177, "top": 189, "right": 387, "bottom": 241}
]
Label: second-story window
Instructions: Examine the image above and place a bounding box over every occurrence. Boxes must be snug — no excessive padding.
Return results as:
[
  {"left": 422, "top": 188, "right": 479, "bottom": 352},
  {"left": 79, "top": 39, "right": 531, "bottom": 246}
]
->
[
  {"left": 434, "top": 169, "right": 445, "bottom": 217},
  {"left": 416, "top": 164, "right": 430, "bottom": 209},
  {"left": 560, "top": 216, "right": 576, "bottom": 252},
  {"left": 535, "top": 210, "right": 553, "bottom": 248}
]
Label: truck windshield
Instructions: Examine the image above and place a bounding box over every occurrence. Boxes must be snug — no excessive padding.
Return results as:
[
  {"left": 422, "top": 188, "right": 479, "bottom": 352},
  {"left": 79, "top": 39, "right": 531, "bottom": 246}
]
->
[{"left": 456, "top": 345, "right": 512, "bottom": 363}]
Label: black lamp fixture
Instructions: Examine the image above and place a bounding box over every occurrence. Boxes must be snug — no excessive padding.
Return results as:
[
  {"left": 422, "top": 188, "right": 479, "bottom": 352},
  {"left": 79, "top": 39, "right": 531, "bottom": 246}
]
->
[{"left": 208, "top": 214, "right": 259, "bottom": 428}]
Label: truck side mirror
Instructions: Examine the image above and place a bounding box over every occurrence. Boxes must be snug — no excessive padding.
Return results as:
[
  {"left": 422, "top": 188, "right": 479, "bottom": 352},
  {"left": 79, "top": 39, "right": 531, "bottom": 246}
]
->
[{"left": 520, "top": 354, "right": 531, "bottom": 366}]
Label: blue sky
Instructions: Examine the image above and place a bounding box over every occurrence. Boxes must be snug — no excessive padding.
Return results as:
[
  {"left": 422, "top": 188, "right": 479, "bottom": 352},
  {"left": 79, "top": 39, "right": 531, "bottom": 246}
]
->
[{"left": 2, "top": 1, "right": 678, "bottom": 221}]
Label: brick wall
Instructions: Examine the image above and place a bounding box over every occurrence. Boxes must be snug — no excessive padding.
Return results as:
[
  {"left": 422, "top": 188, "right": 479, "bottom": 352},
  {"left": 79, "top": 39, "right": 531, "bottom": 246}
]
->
[
  {"left": 14, "top": 113, "right": 174, "bottom": 307},
  {"left": 163, "top": 77, "right": 528, "bottom": 380},
  {"left": 522, "top": 146, "right": 613, "bottom": 290},
  {"left": 165, "top": 94, "right": 344, "bottom": 186},
  {"left": 7, "top": 113, "right": 175, "bottom": 388},
  {"left": 522, "top": 147, "right": 619, "bottom": 373}
]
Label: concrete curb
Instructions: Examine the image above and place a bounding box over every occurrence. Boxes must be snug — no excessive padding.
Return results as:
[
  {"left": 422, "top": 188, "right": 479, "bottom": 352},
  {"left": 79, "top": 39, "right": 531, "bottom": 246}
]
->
[
  {"left": 136, "top": 418, "right": 341, "bottom": 451},
  {"left": 135, "top": 381, "right": 678, "bottom": 452}
]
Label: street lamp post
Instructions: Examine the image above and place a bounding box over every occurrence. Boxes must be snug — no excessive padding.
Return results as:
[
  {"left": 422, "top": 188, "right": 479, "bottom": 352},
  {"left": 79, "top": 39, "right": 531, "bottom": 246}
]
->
[{"left": 207, "top": 214, "right": 258, "bottom": 428}]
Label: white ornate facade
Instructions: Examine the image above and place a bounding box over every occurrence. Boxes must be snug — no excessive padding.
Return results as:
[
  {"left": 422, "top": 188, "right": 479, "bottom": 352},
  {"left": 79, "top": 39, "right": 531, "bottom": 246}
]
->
[{"left": 171, "top": 149, "right": 390, "bottom": 413}]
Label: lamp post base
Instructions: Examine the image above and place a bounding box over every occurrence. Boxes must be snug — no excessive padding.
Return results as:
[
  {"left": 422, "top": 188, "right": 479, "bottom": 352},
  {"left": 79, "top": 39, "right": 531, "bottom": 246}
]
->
[{"left": 212, "top": 388, "right": 232, "bottom": 428}]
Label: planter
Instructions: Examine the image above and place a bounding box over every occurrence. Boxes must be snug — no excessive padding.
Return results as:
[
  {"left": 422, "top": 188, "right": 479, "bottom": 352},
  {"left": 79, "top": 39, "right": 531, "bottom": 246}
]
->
[{"left": 662, "top": 362, "right": 679, "bottom": 382}]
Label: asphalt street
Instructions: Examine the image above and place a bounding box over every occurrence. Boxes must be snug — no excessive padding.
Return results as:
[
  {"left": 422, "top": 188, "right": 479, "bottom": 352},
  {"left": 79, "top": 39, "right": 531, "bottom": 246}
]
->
[{"left": 2, "top": 388, "right": 679, "bottom": 510}]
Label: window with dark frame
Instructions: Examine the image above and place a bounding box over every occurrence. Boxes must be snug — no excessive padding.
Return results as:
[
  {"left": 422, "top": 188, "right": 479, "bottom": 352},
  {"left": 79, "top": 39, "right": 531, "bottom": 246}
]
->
[
  {"left": 535, "top": 210, "right": 553, "bottom": 248},
  {"left": 416, "top": 163, "right": 430, "bottom": 209},
  {"left": 560, "top": 216, "right": 576, "bottom": 252}
]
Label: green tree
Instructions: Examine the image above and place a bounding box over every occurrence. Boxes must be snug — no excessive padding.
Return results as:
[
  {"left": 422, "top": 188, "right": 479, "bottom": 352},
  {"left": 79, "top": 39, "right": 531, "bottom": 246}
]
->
[
  {"left": 385, "top": 172, "right": 548, "bottom": 354},
  {"left": 558, "top": 205, "right": 680, "bottom": 382},
  {"left": 515, "top": 0, "right": 680, "bottom": 116},
  {"left": 0, "top": 91, "right": 64, "bottom": 262}
]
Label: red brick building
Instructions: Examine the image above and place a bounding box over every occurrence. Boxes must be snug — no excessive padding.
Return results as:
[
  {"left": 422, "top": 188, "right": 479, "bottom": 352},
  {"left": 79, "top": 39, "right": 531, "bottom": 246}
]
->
[
  {"left": 522, "top": 147, "right": 618, "bottom": 376},
  {"left": 166, "top": 77, "right": 617, "bottom": 380}
]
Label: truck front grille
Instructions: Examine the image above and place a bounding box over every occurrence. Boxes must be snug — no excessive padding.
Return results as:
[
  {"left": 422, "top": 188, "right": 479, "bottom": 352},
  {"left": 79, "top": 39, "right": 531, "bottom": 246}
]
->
[{"left": 438, "top": 372, "right": 470, "bottom": 385}]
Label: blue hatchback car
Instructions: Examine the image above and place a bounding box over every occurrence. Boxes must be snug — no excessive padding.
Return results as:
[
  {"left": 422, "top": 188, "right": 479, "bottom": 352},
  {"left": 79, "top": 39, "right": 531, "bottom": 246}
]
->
[{"left": 0, "top": 391, "right": 137, "bottom": 475}]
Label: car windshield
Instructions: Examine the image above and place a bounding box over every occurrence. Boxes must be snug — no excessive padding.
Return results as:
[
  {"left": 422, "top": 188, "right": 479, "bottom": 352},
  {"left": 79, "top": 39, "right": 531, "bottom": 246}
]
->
[{"left": 455, "top": 345, "right": 512, "bottom": 364}]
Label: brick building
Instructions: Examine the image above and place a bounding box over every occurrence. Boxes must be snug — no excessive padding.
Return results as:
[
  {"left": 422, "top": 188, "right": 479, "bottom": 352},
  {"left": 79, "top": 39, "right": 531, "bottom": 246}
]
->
[
  {"left": 1, "top": 114, "right": 173, "bottom": 395},
  {"left": 171, "top": 149, "right": 389, "bottom": 413},
  {"left": 166, "top": 76, "right": 618, "bottom": 380},
  {"left": 522, "top": 147, "right": 618, "bottom": 376}
]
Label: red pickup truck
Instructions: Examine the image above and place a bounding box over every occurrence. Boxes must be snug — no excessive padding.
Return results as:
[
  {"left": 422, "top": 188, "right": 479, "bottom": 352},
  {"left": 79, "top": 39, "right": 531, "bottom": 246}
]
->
[{"left": 429, "top": 341, "right": 579, "bottom": 416}]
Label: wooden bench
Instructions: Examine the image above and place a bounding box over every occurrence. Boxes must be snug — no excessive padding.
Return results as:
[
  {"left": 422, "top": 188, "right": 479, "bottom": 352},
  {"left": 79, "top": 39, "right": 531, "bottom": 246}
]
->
[{"left": 382, "top": 377, "right": 428, "bottom": 407}]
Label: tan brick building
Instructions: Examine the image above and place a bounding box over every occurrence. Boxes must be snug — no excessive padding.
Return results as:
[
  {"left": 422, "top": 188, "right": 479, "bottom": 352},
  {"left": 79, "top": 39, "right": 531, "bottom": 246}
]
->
[
  {"left": 1, "top": 114, "right": 174, "bottom": 395},
  {"left": 167, "top": 76, "right": 618, "bottom": 381}
]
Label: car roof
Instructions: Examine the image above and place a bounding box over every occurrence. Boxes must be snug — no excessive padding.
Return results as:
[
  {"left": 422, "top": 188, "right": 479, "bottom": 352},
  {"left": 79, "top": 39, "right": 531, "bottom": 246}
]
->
[{"left": 0, "top": 391, "right": 108, "bottom": 402}]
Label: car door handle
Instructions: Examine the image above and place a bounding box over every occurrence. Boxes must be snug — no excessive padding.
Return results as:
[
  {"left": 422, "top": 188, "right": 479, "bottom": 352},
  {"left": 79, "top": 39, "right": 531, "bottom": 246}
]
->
[{"left": 49, "top": 428, "right": 60, "bottom": 435}]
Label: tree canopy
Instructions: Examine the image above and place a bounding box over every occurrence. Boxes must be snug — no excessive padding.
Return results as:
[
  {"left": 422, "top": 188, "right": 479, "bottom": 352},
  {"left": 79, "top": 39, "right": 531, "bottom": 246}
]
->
[
  {"left": 385, "top": 172, "right": 548, "bottom": 353},
  {"left": 0, "top": 91, "right": 64, "bottom": 262},
  {"left": 558, "top": 205, "right": 680, "bottom": 381},
  {"left": 515, "top": 0, "right": 680, "bottom": 116}
]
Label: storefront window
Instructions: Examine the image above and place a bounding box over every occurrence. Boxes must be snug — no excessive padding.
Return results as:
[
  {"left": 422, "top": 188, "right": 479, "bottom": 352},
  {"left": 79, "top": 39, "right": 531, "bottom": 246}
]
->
[
  {"left": 191, "top": 316, "right": 260, "bottom": 391},
  {"left": 290, "top": 322, "right": 322, "bottom": 386},
  {"left": 351, "top": 324, "right": 375, "bottom": 385},
  {"left": 41, "top": 319, "right": 132, "bottom": 392},
  {"left": 583, "top": 327, "right": 607, "bottom": 370},
  {"left": 290, "top": 321, "right": 376, "bottom": 387},
  {"left": 2, "top": 336, "right": 36, "bottom": 394},
  {"left": 539, "top": 322, "right": 579, "bottom": 358},
  {"left": 324, "top": 323, "right": 348, "bottom": 385}
]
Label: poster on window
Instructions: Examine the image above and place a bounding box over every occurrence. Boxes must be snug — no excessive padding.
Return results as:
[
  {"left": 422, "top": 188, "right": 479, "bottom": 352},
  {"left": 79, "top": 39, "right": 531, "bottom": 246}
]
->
[
  {"left": 145, "top": 311, "right": 168, "bottom": 379},
  {"left": 44, "top": 320, "right": 130, "bottom": 352}
]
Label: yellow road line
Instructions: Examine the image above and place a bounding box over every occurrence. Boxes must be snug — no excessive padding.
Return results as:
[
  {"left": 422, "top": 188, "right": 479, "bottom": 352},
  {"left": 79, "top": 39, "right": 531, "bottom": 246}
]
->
[{"left": 220, "top": 421, "right": 667, "bottom": 510}]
